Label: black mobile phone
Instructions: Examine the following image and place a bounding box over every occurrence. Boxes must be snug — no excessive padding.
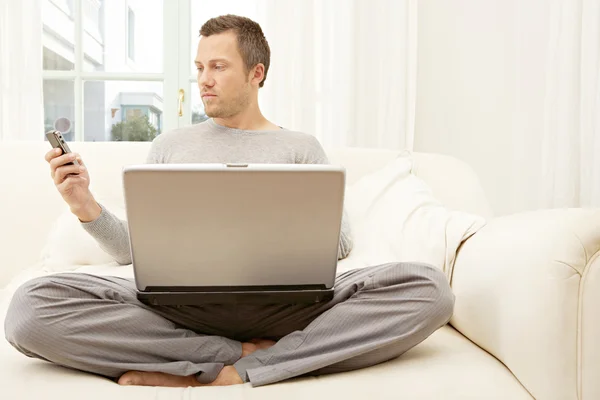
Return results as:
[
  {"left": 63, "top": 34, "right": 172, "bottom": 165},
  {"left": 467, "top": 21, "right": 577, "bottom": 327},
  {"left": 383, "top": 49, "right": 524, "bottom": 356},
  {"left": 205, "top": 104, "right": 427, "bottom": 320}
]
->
[{"left": 46, "top": 130, "right": 79, "bottom": 166}]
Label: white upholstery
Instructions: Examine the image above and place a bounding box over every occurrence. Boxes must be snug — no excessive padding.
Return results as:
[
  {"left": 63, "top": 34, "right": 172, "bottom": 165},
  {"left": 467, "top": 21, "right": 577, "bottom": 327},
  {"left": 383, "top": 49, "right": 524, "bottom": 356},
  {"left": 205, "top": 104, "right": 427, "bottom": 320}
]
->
[
  {"left": 1, "top": 140, "right": 598, "bottom": 399},
  {"left": 451, "top": 208, "right": 600, "bottom": 400}
]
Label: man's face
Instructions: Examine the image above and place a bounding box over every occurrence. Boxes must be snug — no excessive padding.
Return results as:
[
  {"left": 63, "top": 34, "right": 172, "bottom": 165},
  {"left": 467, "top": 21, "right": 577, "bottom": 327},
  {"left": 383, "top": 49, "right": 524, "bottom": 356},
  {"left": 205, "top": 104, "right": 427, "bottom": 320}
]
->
[{"left": 195, "top": 31, "right": 252, "bottom": 118}]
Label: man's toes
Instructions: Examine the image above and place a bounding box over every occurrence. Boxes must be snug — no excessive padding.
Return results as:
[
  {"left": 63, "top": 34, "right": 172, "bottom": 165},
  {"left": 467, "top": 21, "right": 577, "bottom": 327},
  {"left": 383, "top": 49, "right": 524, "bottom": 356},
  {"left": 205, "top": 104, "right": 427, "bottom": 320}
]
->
[
  {"left": 118, "top": 371, "right": 140, "bottom": 385},
  {"left": 118, "top": 371, "right": 200, "bottom": 387}
]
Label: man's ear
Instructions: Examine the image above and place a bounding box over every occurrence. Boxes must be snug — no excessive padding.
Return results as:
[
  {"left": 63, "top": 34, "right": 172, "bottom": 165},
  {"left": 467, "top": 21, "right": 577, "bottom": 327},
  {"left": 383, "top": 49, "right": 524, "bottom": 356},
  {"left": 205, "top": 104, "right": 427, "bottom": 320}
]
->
[{"left": 250, "top": 63, "right": 265, "bottom": 86}]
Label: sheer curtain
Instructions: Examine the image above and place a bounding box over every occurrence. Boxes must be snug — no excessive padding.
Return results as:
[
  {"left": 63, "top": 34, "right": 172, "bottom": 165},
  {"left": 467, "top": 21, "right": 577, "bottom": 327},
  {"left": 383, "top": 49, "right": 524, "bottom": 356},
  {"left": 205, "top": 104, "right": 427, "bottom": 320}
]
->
[
  {"left": 201, "top": 0, "right": 418, "bottom": 150},
  {"left": 541, "top": 0, "right": 600, "bottom": 208},
  {"left": 0, "top": 0, "right": 43, "bottom": 140},
  {"left": 257, "top": 0, "right": 418, "bottom": 150}
]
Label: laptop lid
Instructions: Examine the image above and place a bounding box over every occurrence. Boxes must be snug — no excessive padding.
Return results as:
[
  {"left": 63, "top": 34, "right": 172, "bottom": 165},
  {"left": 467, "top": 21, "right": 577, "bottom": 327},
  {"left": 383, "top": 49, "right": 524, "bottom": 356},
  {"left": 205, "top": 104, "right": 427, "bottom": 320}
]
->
[{"left": 122, "top": 163, "right": 346, "bottom": 292}]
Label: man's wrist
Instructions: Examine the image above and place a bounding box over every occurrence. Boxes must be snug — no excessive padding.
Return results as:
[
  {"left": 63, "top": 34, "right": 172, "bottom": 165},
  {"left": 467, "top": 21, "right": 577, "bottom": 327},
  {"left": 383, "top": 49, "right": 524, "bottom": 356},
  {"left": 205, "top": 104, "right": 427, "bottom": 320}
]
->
[{"left": 72, "top": 199, "right": 102, "bottom": 223}]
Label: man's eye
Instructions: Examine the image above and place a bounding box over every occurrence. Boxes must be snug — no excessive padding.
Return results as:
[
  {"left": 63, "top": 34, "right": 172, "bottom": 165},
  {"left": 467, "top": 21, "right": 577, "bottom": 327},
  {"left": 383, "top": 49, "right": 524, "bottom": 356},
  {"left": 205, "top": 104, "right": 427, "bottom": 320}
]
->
[
  {"left": 197, "top": 67, "right": 203, "bottom": 72},
  {"left": 215, "top": 65, "right": 224, "bottom": 71}
]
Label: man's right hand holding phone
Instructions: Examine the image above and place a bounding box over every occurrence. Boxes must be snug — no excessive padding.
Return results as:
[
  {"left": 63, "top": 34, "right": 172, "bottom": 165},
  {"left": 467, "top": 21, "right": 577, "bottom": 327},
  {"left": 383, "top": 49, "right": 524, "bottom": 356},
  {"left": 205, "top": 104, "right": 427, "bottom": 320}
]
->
[{"left": 45, "top": 148, "right": 102, "bottom": 223}]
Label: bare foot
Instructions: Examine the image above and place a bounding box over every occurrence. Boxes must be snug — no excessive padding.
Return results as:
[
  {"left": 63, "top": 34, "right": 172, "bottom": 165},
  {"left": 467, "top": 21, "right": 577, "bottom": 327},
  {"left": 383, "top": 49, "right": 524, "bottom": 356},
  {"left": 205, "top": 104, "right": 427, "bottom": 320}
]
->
[
  {"left": 117, "top": 339, "right": 276, "bottom": 387},
  {"left": 118, "top": 366, "right": 243, "bottom": 387},
  {"left": 241, "top": 338, "right": 277, "bottom": 358}
]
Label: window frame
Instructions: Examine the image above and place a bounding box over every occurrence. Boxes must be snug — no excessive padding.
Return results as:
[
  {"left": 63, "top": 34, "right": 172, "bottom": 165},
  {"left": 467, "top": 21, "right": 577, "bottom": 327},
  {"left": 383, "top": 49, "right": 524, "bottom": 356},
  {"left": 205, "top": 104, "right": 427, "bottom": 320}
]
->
[
  {"left": 41, "top": 0, "right": 186, "bottom": 141},
  {"left": 126, "top": 5, "right": 136, "bottom": 63}
]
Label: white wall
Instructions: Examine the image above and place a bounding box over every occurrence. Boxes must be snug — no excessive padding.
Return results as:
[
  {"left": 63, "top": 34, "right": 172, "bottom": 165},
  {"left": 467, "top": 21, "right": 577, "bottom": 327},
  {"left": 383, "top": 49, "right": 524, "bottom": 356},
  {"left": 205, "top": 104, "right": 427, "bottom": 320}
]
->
[{"left": 415, "top": 0, "right": 551, "bottom": 216}]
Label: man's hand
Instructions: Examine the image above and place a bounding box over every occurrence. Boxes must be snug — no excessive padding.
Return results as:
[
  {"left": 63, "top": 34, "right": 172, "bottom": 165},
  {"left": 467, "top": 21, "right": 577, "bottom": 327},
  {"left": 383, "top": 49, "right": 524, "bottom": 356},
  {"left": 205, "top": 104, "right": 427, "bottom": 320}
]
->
[{"left": 45, "top": 148, "right": 101, "bottom": 222}]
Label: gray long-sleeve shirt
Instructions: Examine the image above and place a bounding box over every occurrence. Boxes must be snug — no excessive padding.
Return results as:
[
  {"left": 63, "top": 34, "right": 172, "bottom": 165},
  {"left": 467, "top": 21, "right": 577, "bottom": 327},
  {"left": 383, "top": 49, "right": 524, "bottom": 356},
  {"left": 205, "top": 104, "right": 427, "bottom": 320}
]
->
[{"left": 81, "top": 118, "right": 353, "bottom": 265}]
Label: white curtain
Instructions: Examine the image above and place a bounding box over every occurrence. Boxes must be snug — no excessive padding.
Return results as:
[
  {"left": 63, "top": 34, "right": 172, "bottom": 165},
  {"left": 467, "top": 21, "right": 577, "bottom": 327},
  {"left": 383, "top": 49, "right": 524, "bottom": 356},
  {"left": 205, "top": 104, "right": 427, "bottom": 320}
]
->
[
  {"left": 257, "top": 0, "right": 417, "bottom": 150},
  {"left": 542, "top": 0, "right": 600, "bottom": 208},
  {"left": 0, "top": 0, "right": 43, "bottom": 140}
]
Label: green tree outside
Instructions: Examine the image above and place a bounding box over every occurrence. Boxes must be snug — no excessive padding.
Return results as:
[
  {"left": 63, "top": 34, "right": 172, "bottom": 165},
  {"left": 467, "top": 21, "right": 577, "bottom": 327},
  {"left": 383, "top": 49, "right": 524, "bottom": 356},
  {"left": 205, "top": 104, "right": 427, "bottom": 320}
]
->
[{"left": 111, "top": 115, "right": 158, "bottom": 142}]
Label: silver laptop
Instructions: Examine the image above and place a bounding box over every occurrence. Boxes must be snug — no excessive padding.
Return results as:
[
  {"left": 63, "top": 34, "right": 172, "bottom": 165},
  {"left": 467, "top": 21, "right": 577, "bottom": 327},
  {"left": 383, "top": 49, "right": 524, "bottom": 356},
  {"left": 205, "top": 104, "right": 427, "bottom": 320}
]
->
[{"left": 122, "top": 163, "right": 346, "bottom": 305}]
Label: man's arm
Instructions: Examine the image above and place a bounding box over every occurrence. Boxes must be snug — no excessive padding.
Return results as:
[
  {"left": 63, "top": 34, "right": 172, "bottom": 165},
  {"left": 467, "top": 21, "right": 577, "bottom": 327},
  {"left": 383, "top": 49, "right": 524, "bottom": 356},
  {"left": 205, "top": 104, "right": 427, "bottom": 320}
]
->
[
  {"left": 337, "top": 209, "right": 353, "bottom": 260},
  {"left": 80, "top": 204, "right": 132, "bottom": 264},
  {"left": 80, "top": 138, "right": 163, "bottom": 265},
  {"left": 301, "top": 135, "right": 354, "bottom": 260}
]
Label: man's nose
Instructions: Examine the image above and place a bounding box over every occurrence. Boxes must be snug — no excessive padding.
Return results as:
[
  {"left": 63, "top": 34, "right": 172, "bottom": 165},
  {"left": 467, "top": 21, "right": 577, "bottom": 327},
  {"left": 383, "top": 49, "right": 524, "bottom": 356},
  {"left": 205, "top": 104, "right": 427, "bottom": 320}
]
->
[{"left": 198, "top": 71, "right": 214, "bottom": 87}]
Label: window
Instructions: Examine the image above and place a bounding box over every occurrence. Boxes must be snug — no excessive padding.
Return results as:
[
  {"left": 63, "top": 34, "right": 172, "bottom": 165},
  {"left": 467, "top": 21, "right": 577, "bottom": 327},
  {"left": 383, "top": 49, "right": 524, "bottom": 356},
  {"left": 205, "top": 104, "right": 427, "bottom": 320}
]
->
[
  {"left": 42, "top": 0, "right": 166, "bottom": 142},
  {"left": 38, "top": 0, "right": 273, "bottom": 142},
  {"left": 125, "top": 107, "right": 143, "bottom": 121},
  {"left": 127, "top": 7, "right": 135, "bottom": 62}
]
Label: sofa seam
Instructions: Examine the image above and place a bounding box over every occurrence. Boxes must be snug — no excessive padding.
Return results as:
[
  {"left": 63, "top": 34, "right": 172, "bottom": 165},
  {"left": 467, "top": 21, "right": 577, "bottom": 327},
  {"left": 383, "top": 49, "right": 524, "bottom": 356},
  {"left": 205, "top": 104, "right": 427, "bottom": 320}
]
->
[
  {"left": 445, "top": 324, "right": 536, "bottom": 399},
  {"left": 577, "top": 249, "right": 600, "bottom": 400},
  {"left": 554, "top": 260, "right": 583, "bottom": 276},
  {"left": 547, "top": 229, "right": 589, "bottom": 277}
]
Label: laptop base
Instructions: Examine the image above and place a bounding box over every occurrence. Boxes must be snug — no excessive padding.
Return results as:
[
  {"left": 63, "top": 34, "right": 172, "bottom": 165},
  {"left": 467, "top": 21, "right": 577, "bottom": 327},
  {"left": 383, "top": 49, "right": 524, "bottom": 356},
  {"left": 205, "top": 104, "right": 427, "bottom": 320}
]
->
[{"left": 137, "top": 288, "right": 335, "bottom": 306}]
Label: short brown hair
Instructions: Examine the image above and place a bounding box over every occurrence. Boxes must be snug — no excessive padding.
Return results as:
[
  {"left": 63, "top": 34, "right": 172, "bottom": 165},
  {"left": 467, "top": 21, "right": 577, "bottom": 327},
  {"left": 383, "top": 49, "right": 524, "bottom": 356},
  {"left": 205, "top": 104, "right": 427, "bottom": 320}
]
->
[{"left": 200, "top": 15, "right": 271, "bottom": 88}]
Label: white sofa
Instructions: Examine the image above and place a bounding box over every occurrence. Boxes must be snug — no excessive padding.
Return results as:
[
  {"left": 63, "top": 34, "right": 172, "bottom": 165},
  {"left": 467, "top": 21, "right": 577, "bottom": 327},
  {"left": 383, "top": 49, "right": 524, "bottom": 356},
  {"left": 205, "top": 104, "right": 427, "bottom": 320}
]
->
[{"left": 1, "top": 141, "right": 599, "bottom": 400}]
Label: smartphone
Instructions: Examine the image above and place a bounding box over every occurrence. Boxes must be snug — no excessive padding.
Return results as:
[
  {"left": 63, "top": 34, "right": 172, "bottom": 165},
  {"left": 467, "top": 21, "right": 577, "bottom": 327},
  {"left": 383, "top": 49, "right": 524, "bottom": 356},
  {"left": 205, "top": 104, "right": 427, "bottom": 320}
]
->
[{"left": 46, "top": 130, "right": 79, "bottom": 166}]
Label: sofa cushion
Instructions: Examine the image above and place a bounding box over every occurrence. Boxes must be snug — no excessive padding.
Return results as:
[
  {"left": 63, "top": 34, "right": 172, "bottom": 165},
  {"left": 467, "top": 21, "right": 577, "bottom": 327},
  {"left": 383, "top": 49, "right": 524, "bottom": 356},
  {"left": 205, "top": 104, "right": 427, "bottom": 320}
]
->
[
  {"left": 38, "top": 200, "right": 126, "bottom": 271},
  {"left": 344, "top": 154, "right": 486, "bottom": 278}
]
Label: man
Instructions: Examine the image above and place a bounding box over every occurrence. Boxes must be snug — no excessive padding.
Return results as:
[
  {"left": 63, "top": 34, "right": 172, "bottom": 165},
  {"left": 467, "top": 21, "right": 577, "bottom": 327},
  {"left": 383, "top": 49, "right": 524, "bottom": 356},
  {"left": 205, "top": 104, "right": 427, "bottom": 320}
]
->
[{"left": 4, "top": 15, "right": 454, "bottom": 388}]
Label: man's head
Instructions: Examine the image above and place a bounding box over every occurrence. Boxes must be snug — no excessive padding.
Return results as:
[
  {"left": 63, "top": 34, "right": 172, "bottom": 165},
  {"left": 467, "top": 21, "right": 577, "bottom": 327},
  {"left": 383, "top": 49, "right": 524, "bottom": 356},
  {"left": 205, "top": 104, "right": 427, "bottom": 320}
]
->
[{"left": 196, "top": 15, "right": 271, "bottom": 119}]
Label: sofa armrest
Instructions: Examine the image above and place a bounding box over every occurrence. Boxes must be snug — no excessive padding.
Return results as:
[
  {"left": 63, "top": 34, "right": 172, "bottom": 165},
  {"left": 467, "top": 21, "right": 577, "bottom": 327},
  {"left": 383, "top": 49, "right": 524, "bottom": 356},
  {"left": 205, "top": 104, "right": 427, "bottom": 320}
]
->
[{"left": 450, "top": 208, "right": 600, "bottom": 400}]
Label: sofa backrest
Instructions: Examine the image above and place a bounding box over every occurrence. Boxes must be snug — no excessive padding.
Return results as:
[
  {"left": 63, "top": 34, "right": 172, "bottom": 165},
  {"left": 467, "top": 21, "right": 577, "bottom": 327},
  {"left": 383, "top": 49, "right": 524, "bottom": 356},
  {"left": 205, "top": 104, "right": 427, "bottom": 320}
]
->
[{"left": 0, "top": 141, "right": 493, "bottom": 287}]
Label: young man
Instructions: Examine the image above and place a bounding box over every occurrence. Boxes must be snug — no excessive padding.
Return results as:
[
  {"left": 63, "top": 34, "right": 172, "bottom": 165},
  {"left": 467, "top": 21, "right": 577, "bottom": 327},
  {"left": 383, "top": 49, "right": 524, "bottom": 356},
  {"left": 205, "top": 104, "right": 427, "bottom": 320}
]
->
[{"left": 4, "top": 15, "right": 454, "bottom": 388}]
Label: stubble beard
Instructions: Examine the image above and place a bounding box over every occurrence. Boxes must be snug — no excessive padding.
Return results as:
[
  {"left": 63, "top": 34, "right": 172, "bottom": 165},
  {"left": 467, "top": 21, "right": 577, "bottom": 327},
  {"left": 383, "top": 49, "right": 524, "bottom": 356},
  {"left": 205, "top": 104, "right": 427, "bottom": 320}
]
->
[{"left": 204, "top": 82, "right": 252, "bottom": 119}]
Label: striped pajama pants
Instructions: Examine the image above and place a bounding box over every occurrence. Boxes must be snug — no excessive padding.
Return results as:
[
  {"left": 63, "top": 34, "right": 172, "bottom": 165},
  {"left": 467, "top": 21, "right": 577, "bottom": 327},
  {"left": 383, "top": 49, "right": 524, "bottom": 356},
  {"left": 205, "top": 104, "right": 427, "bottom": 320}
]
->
[{"left": 4, "top": 262, "right": 454, "bottom": 387}]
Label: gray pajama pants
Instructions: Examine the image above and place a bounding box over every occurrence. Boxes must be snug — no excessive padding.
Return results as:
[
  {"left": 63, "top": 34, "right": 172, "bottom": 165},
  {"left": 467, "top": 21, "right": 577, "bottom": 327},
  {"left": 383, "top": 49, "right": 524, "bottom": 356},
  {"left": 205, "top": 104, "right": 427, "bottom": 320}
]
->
[{"left": 4, "top": 262, "right": 454, "bottom": 387}]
